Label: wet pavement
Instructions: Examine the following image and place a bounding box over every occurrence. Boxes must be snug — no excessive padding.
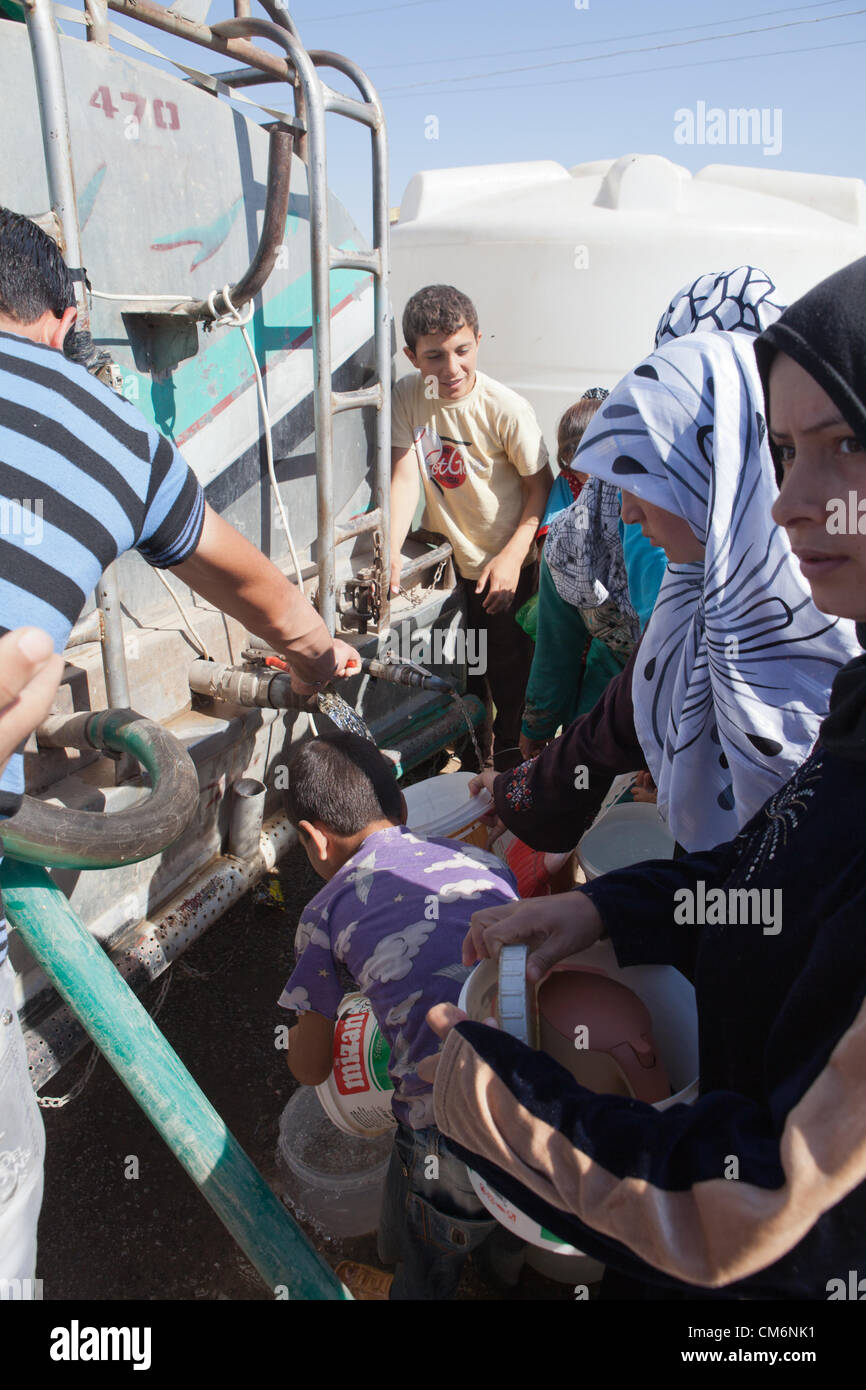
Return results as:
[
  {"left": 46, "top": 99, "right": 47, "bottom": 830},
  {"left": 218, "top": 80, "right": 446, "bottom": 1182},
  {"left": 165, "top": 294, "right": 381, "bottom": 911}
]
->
[{"left": 37, "top": 835, "right": 573, "bottom": 1302}]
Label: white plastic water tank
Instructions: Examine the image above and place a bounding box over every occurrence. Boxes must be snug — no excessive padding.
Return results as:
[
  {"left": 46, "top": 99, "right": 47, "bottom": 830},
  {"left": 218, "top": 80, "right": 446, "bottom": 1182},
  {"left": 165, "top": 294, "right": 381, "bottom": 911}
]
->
[{"left": 391, "top": 153, "right": 866, "bottom": 447}]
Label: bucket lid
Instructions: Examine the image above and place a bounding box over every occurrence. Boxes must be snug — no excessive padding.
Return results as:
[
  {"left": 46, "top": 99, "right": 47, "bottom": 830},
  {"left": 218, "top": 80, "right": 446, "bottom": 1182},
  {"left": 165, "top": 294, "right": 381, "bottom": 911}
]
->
[
  {"left": 403, "top": 772, "right": 493, "bottom": 836},
  {"left": 577, "top": 802, "right": 675, "bottom": 879}
]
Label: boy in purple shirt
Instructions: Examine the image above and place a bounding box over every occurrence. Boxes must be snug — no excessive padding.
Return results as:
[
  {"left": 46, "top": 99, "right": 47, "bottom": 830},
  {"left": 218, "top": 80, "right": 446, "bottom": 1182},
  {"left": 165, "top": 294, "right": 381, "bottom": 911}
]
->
[{"left": 279, "top": 732, "right": 519, "bottom": 1299}]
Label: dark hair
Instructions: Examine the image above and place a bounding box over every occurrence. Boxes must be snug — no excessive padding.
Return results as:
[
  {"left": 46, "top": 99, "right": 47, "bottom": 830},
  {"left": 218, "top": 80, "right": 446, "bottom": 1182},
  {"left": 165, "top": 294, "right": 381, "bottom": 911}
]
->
[
  {"left": 556, "top": 388, "right": 608, "bottom": 469},
  {"left": 0, "top": 207, "right": 76, "bottom": 324},
  {"left": 283, "top": 733, "right": 401, "bottom": 836},
  {"left": 402, "top": 284, "right": 479, "bottom": 352}
]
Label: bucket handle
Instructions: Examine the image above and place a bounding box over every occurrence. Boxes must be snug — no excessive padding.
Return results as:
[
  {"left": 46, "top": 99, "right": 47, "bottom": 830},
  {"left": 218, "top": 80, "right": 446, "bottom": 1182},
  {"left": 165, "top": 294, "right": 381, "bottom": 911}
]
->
[{"left": 496, "top": 945, "right": 540, "bottom": 1048}]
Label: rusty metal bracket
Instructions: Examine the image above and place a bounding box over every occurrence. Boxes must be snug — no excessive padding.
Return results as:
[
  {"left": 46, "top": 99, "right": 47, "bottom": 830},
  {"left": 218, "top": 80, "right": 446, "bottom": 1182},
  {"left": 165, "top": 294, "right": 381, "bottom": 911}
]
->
[{"left": 340, "top": 570, "right": 379, "bottom": 636}]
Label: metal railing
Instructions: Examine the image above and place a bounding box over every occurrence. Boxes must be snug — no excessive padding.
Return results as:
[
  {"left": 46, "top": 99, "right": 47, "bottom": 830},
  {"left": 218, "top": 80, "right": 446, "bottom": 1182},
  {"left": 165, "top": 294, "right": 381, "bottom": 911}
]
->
[{"left": 27, "top": 0, "right": 392, "bottom": 648}]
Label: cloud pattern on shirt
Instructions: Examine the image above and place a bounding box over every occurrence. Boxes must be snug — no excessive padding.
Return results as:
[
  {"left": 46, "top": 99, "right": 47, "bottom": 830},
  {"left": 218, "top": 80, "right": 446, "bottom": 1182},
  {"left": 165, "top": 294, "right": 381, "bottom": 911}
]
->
[
  {"left": 437, "top": 877, "right": 499, "bottom": 902},
  {"left": 345, "top": 849, "right": 377, "bottom": 904},
  {"left": 423, "top": 855, "right": 468, "bottom": 873},
  {"left": 295, "top": 918, "right": 330, "bottom": 955},
  {"left": 406, "top": 1094, "right": 434, "bottom": 1127},
  {"left": 385, "top": 989, "right": 423, "bottom": 1027},
  {"left": 280, "top": 984, "right": 311, "bottom": 1013},
  {"left": 333, "top": 919, "right": 359, "bottom": 962},
  {"left": 358, "top": 920, "right": 435, "bottom": 990}
]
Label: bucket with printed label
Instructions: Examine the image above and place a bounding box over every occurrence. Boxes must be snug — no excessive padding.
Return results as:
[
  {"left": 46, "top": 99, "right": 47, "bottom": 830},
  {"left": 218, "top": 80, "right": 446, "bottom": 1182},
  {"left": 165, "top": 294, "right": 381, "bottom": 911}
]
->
[
  {"left": 316, "top": 992, "right": 397, "bottom": 1139},
  {"left": 402, "top": 771, "right": 492, "bottom": 849}
]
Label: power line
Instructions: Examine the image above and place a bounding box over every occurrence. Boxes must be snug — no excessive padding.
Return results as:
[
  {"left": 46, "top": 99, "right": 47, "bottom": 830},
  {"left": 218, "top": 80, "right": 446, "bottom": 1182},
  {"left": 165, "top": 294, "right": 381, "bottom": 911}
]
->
[
  {"left": 379, "top": 6, "right": 866, "bottom": 93},
  {"left": 380, "top": 34, "right": 866, "bottom": 101},
  {"left": 370, "top": 0, "right": 852, "bottom": 71}
]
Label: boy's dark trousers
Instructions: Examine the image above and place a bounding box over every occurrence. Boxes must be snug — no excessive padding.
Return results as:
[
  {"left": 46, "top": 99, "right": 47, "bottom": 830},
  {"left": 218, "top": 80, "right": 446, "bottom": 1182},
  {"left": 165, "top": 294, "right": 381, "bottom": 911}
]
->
[
  {"left": 378, "top": 1121, "right": 524, "bottom": 1300},
  {"left": 460, "top": 560, "right": 538, "bottom": 769}
]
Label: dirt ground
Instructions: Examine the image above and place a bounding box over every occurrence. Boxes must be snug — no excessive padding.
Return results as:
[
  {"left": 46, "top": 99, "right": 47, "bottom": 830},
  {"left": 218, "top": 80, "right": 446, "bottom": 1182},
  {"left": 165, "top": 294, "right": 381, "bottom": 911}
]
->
[{"left": 36, "top": 826, "right": 573, "bottom": 1303}]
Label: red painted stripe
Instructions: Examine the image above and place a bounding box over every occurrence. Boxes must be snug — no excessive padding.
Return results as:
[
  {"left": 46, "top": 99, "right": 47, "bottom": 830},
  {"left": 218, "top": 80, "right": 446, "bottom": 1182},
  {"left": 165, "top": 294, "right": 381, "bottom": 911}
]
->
[{"left": 175, "top": 290, "right": 360, "bottom": 450}]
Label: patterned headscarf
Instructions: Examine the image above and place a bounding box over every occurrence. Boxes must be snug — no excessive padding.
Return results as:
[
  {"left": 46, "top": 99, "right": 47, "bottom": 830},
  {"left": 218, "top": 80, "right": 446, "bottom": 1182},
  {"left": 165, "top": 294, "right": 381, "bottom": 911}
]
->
[
  {"left": 547, "top": 386, "right": 637, "bottom": 650},
  {"left": 654, "top": 266, "right": 786, "bottom": 350},
  {"left": 573, "top": 327, "right": 860, "bottom": 850},
  {"left": 545, "top": 475, "right": 639, "bottom": 660},
  {"left": 546, "top": 477, "right": 637, "bottom": 611}
]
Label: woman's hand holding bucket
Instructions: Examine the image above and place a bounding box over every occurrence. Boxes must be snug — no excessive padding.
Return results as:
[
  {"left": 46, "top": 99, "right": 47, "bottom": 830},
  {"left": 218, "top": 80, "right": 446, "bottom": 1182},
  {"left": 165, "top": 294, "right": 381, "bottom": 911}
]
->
[
  {"left": 467, "top": 769, "right": 507, "bottom": 847},
  {"left": 419, "top": 892, "right": 607, "bottom": 1082},
  {"left": 464, "top": 893, "right": 606, "bottom": 984},
  {"left": 416, "top": 1003, "right": 498, "bottom": 1085}
]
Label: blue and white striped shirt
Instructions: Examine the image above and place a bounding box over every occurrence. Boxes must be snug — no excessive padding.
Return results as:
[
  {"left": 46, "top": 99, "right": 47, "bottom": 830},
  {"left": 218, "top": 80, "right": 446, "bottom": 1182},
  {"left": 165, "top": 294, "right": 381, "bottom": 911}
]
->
[{"left": 0, "top": 330, "right": 205, "bottom": 964}]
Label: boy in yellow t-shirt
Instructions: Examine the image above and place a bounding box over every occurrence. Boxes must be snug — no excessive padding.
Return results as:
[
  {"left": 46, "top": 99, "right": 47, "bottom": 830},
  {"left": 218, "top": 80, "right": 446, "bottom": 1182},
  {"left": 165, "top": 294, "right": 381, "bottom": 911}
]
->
[{"left": 390, "top": 285, "right": 552, "bottom": 767}]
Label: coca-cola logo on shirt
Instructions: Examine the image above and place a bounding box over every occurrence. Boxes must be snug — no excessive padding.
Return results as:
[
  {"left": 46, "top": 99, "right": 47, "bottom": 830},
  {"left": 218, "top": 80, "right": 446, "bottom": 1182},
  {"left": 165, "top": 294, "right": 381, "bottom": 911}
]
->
[
  {"left": 429, "top": 441, "right": 466, "bottom": 489},
  {"left": 422, "top": 431, "right": 474, "bottom": 491}
]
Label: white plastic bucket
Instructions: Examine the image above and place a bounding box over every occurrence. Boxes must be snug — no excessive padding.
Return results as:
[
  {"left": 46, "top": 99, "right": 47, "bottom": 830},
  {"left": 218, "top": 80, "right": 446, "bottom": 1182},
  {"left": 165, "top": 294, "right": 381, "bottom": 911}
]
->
[
  {"left": 315, "top": 993, "right": 397, "bottom": 1139},
  {"left": 277, "top": 1086, "right": 393, "bottom": 1239},
  {"left": 457, "top": 939, "right": 699, "bottom": 1259},
  {"left": 577, "top": 801, "right": 675, "bottom": 881},
  {"left": 403, "top": 771, "right": 492, "bottom": 848}
]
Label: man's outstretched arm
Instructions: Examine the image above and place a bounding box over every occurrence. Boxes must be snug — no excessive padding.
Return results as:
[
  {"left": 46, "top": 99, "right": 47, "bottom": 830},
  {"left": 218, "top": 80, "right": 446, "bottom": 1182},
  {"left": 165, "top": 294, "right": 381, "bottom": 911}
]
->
[{"left": 171, "top": 504, "right": 360, "bottom": 693}]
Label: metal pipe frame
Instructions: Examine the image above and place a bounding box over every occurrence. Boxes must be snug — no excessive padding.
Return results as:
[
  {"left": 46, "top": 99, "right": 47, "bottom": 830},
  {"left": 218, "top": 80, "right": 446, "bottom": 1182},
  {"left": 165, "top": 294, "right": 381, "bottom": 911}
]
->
[
  {"left": 31, "top": 0, "right": 392, "bottom": 661},
  {"left": 309, "top": 47, "right": 392, "bottom": 637},
  {"left": 24, "top": 0, "right": 91, "bottom": 335},
  {"left": 211, "top": 14, "right": 341, "bottom": 634},
  {"left": 25, "top": 0, "right": 137, "bottom": 778},
  {"left": 106, "top": 0, "right": 295, "bottom": 81},
  {"left": 84, "top": 0, "right": 110, "bottom": 44},
  {"left": 332, "top": 385, "right": 381, "bottom": 414},
  {"left": 257, "top": 4, "right": 392, "bottom": 635},
  {"left": 333, "top": 507, "right": 381, "bottom": 547},
  {"left": 398, "top": 542, "right": 454, "bottom": 587},
  {"left": 176, "top": 122, "right": 294, "bottom": 320},
  {"left": 331, "top": 248, "right": 381, "bottom": 274},
  {"left": 94, "top": 566, "right": 136, "bottom": 783}
]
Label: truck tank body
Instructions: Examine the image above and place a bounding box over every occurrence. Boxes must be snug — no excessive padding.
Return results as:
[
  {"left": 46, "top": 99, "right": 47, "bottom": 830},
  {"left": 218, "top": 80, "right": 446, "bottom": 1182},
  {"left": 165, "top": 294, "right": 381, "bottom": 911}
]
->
[{"left": 0, "top": 14, "right": 469, "bottom": 1078}]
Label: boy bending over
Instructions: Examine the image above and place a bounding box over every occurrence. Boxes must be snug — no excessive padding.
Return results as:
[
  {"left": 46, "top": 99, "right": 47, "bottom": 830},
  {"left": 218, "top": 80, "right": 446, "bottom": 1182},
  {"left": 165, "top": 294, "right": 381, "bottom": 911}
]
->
[
  {"left": 391, "top": 285, "right": 552, "bottom": 767},
  {"left": 279, "top": 733, "right": 520, "bottom": 1299}
]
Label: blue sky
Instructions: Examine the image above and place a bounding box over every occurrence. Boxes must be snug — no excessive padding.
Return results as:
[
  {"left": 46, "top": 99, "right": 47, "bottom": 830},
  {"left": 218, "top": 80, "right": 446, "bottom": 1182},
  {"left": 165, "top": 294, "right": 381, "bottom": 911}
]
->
[{"left": 88, "top": 0, "right": 866, "bottom": 237}]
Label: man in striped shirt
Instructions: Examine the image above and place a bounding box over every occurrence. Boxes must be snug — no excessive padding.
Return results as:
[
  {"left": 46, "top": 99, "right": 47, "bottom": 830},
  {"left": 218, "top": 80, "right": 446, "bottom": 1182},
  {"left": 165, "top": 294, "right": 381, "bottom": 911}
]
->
[{"left": 0, "top": 207, "right": 359, "bottom": 1290}]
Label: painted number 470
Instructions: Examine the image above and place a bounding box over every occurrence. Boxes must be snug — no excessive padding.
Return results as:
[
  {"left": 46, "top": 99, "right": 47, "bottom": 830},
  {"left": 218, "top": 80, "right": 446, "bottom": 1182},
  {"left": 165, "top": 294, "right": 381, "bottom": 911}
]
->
[{"left": 89, "top": 87, "right": 180, "bottom": 130}]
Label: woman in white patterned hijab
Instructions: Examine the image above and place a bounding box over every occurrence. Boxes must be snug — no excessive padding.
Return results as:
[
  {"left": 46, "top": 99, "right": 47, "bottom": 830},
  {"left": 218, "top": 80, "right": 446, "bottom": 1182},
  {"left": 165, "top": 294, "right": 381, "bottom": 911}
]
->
[{"left": 574, "top": 287, "right": 859, "bottom": 850}]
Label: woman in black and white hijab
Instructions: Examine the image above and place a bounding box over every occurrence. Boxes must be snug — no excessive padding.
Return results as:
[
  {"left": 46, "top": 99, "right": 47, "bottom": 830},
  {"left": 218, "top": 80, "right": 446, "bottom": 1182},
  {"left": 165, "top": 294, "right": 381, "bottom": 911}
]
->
[
  {"left": 472, "top": 267, "right": 860, "bottom": 854},
  {"left": 577, "top": 319, "right": 858, "bottom": 849}
]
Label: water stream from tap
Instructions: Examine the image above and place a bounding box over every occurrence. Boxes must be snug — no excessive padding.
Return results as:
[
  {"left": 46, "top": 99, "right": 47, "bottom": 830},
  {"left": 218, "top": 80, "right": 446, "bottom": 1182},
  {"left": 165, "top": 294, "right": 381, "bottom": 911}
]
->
[
  {"left": 450, "top": 691, "right": 484, "bottom": 771},
  {"left": 317, "top": 662, "right": 483, "bottom": 771},
  {"left": 315, "top": 689, "right": 376, "bottom": 742}
]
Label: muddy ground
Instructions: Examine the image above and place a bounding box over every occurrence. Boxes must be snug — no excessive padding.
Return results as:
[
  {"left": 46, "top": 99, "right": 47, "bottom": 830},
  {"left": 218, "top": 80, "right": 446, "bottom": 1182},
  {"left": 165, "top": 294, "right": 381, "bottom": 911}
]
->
[{"left": 36, "top": 825, "right": 572, "bottom": 1303}]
